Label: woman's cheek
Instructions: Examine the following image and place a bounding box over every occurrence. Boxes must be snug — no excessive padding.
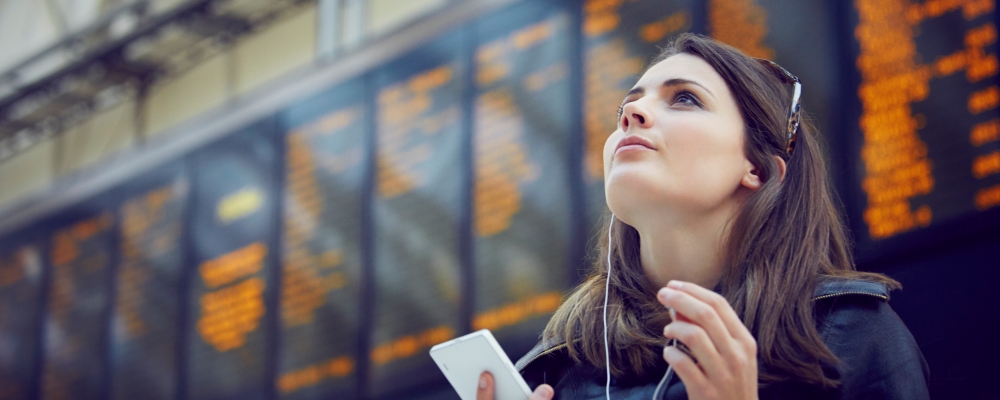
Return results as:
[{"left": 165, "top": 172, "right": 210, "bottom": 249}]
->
[
  {"left": 676, "top": 158, "right": 742, "bottom": 206},
  {"left": 602, "top": 130, "right": 622, "bottom": 177}
]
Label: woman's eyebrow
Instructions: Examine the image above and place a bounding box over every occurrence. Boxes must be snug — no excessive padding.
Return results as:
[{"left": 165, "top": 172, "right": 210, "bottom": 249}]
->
[
  {"left": 663, "top": 78, "right": 715, "bottom": 99},
  {"left": 625, "top": 78, "right": 715, "bottom": 99}
]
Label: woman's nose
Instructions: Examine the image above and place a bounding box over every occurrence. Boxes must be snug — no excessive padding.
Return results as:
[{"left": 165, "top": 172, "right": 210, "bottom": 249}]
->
[{"left": 620, "top": 101, "right": 654, "bottom": 131}]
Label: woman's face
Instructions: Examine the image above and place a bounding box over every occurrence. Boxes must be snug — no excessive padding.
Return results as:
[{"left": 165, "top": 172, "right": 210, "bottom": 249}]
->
[{"left": 603, "top": 53, "right": 754, "bottom": 224}]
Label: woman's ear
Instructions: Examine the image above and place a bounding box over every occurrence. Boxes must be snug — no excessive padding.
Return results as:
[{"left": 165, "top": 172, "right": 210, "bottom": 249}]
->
[
  {"left": 741, "top": 156, "right": 786, "bottom": 190},
  {"left": 773, "top": 155, "right": 787, "bottom": 183},
  {"left": 741, "top": 159, "right": 763, "bottom": 191}
]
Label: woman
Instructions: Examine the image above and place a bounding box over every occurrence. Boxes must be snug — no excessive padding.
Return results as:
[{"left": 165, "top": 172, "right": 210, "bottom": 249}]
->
[{"left": 477, "top": 33, "right": 928, "bottom": 399}]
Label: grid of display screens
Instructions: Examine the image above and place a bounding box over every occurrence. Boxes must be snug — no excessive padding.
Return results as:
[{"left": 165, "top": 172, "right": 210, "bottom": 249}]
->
[{"left": 0, "top": 0, "right": 997, "bottom": 399}]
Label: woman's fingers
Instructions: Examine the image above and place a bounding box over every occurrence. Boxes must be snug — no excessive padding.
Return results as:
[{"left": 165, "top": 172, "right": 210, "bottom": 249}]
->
[
  {"left": 477, "top": 372, "right": 553, "bottom": 400},
  {"left": 662, "top": 320, "right": 720, "bottom": 374},
  {"left": 657, "top": 285, "right": 734, "bottom": 359},
  {"left": 666, "top": 280, "right": 755, "bottom": 345},
  {"left": 659, "top": 281, "right": 759, "bottom": 399},
  {"left": 528, "top": 384, "right": 555, "bottom": 400},
  {"left": 663, "top": 345, "right": 710, "bottom": 394},
  {"left": 476, "top": 372, "right": 494, "bottom": 400}
]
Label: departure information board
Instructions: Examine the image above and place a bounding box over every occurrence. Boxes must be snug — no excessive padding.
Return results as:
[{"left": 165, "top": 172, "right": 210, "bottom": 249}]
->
[
  {"left": 849, "top": 0, "right": 1000, "bottom": 245},
  {"left": 370, "top": 32, "right": 465, "bottom": 397},
  {"left": 110, "top": 162, "right": 187, "bottom": 400},
  {"left": 41, "top": 207, "right": 116, "bottom": 400},
  {"left": 277, "top": 78, "right": 368, "bottom": 399},
  {"left": 472, "top": 0, "right": 573, "bottom": 356},
  {"left": 0, "top": 232, "right": 44, "bottom": 400},
  {"left": 185, "top": 120, "right": 279, "bottom": 400}
]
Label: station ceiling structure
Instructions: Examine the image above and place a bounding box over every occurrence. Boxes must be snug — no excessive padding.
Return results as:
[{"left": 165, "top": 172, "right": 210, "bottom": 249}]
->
[{"left": 0, "top": 0, "right": 318, "bottom": 163}]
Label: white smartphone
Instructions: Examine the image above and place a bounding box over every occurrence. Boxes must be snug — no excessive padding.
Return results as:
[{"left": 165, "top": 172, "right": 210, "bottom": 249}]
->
[{"left": 429, "top": 329, "right": 532, "bottom": 400}]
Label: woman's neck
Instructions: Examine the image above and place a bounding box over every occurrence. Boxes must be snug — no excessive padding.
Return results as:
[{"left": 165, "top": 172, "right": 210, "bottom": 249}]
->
[{"left": 632, "top": 207, "right": 735, "bottom": 290}]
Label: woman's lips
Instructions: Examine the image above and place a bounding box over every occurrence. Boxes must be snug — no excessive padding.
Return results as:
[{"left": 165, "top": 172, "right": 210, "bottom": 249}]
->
[{"left": 615, "top": 135, "right": 656, "bottom": 154}]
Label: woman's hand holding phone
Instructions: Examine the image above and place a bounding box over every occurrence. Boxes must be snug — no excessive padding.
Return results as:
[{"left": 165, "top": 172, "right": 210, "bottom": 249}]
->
[
  {"left": 657, "top": 280, "right": 759, "bottom": 400},
  {"left": 476, "top": 372, "right": 554, "bottom": 400}
]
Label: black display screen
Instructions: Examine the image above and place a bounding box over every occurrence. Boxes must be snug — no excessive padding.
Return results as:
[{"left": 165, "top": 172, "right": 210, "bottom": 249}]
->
[
  {"left": 276, "top": 77, "right": 368, "bottom": 399},
  {"left": 109, "top": 162, "right": 187, "bottom": 400},
  {"left": 40, "top": 206, "right": 116, "bottom": 400},
  {"left": 0, "top": 231, "right": 45, "bottom": 400},
  {"left": 369, "top": 32, "right": 465, "bottom": 397},
  {"left": 472, "top": 0, "right": 574, "bottom": 357},
  {"left": 184, "top": 120, "right": 279, "bottom": 400}
]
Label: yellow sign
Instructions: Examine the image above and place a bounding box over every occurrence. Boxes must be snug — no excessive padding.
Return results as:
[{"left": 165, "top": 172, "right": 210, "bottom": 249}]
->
[{"left": 218, "top": 187, "right": 264, "bottom": 223}]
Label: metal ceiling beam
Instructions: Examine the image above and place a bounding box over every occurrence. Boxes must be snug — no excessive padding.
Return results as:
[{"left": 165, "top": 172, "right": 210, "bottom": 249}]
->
[{"left": 0, "top": 0, "right": 315, "bottom": 164}]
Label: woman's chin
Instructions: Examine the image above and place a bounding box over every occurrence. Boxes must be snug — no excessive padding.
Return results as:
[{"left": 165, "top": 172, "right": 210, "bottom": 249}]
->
[
  {"left": 605, "top": 166, "right": 666, "bottom": 193},
  {"left": 605, "top": 171, "right": 668, "bottom": 218}
]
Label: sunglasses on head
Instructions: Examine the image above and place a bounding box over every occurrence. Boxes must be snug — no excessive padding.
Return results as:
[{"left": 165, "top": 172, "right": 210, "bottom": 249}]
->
[{"left": 755, "top": 58, "right": 802, "bottom": 156}]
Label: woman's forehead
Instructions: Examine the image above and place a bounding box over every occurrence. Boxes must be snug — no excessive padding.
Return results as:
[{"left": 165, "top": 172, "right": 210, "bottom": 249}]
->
[{"left": 634, "top": 53, "right": 727, "bottom": 95}]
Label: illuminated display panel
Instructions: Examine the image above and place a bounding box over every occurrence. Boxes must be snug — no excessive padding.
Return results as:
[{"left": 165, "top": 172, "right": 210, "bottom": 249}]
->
[
  {"left": 849, "top": 0, "right": 1000, "bottom": 247},
  {"left": 472, "top": 0, "right": 573, "bottom": 357},
  {"left": 582, "top": 0, "right": 697, "bottom": 229},
  {"left": 40, "top": 207, "right": 116, "bottom": 400},
  {"left": 185, "top": 120, "right": 279, "bottom": 400},
  {"left": 0, "top": 232, "right": 44, "bottom": 400},
  {"left": 277, "top": 78, "right": 368, "bottom": 399},
  {"left": 109, "top": 162, "right": 187, "bottom": 400},
  {"left": 370, "top": 32, "right": 464, "bottom": 397}
]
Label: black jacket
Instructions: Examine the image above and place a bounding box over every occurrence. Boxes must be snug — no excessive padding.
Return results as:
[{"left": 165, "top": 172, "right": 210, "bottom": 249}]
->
[{"left": 514, "top": 278, "right": 930, "bottom": 399}]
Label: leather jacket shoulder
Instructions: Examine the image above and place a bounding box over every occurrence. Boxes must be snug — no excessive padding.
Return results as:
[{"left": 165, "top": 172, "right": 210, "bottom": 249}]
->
[{"left": 514, "top": 277, "right": 930, "bottom": 400}]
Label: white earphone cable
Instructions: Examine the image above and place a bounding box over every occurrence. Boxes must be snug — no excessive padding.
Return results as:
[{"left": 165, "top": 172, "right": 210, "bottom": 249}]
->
[
  {"left": 604, "top": 215, "right": 675, "bottom": 400},
  {"left": 604, "top": 215, "right": 615, "bottom": 400}
]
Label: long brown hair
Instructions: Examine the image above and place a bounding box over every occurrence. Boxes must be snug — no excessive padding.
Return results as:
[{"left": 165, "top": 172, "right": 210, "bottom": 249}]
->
[{"left": 543, "top": 33, "right": 899, "bottom": 387}]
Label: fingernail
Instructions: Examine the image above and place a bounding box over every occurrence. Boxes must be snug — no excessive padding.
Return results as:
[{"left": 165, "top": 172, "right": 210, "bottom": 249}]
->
[
  {"left": 664, "top": 346, "right": 682, "bottom": 363},
  {"left": 658, "top": 288, "right": 673, "bottom": 301},
  {"left": 538, "top": 385, "right": 553, "bottom": 397},
  {"left": 479, "top": 375, "right": 487, "bottom": 389},
  {"left": 667, "top": 280, "right": 684, "bottom": 289}
]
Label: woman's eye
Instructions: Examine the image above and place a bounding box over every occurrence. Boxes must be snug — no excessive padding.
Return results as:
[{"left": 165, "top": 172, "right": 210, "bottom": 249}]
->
[{"left": 674, "top": 92, "right": 700, "bottom": 107}]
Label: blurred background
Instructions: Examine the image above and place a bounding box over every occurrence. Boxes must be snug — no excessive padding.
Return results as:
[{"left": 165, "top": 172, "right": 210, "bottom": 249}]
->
[{"left": 0, "top": 0, "right": 997, "bottom": 398}]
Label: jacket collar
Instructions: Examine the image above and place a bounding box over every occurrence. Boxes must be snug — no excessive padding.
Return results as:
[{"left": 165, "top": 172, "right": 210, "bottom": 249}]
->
[
  {"left": 813, "top": 277, "right": 889, "bottom": 301},
  {"left": 515, "top": 336, "right": 565, "bottom": 372}
]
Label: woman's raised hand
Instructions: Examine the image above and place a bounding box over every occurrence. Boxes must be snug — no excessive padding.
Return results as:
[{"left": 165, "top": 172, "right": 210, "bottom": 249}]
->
[
  {"left": 657, "top": 280, "right": 758, "bottom": 400},
  {"left": 475, "top": 372, "right": 554, "bottom": 400}
]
